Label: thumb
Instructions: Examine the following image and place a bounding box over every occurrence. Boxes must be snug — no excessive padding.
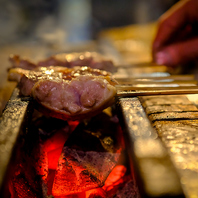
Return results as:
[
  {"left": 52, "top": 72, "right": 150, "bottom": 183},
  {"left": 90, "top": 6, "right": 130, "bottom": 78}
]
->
[{"left": 153, "top": 37, "right": 198, "bottom": 67}]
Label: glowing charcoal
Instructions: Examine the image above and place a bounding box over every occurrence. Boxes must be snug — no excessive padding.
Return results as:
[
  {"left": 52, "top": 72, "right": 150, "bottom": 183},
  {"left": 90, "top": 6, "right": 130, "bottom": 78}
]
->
[{"left": 52, "top": 112, "right": 121, "bottom": 196}]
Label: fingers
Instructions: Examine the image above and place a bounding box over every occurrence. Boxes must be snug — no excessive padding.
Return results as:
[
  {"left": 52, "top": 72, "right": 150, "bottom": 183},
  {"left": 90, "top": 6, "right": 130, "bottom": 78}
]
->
[
  {"left": 153, "top": 37, "right": 198, "bottom": 66},
  {"left": 153, "top": 0, "right": 198, "bottom": 52}
]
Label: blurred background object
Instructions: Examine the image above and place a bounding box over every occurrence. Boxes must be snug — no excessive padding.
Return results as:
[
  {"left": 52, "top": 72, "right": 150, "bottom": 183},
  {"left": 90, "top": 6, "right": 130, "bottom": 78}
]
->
[
  {"left": 0, "top": 0, "right": 179, "bottom": 45},
  {"left": 91, "top": 0, "right": 179, "bottom": 39}
]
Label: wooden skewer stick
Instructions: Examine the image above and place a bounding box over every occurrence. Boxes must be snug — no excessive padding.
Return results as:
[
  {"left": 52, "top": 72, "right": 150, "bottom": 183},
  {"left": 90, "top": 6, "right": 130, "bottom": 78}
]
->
[
  {"left": 116, "top": 62, "right": 162, "bottom": 68},
  {"left": 116, "top": 80, "right": 198, "bottom": 85},
  {"left": 115, "top": 75, "right": 195, "bottom": 82},
  {"left": 117, "top": 86, "right": 198, "bottom": 97}
]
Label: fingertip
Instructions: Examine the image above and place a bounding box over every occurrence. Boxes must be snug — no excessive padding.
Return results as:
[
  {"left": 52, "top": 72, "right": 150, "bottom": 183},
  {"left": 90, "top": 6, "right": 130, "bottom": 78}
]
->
[
  {"left": 154, "top": 51, "right": 172, "bottom": 66},
  {"left": 152, "top": 41, "right": 161, "bottom": 52}
]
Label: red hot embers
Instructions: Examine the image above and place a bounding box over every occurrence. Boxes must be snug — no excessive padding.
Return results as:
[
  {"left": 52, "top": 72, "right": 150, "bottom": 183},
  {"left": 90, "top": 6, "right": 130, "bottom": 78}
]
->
[{"left": 8, "top": 109, "right": 140, "bottom": 198}]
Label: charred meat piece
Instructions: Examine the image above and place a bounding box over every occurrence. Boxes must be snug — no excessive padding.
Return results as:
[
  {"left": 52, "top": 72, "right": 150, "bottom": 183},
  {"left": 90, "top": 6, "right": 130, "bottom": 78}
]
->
[
  {"left": 9, "top": 51, "right": 117, "bottom": 73},
  {"left": 8, "top": 66, "right": 117, "bottom": 120},
  {"left": 8, "top": 66, "right": 74, "bottom": 85},
  {"left": 32, "top": 75, "right": 117, "bottom": 120},
  {"left": 9, "top": 54, "right": 37, "bottom": 70},
  {"left": 8, "top": 66, "right": 115, "bottom": 96},
  {"left": 8, "top": 66, "right": 74, "bottom": 96},
  {"left": 40, "top": 51, "right": 117, "bottom": 73}
]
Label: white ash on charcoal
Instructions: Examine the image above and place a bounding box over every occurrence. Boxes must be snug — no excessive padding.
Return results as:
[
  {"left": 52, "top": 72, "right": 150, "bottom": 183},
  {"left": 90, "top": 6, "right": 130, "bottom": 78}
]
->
[
  {"left": 52, "top": 148, "right": 120, "bottom": 196},
  {"left": 51, "top": 112, "right": 122, "bottom": 196},
  {"left": 111, "top": 179, "right": 140, "bottom": 198}
]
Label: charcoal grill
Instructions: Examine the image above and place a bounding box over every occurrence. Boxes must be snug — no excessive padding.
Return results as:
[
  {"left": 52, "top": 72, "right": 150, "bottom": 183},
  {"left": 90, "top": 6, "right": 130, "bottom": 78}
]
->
[{"left": 1, "top": 40, "right": 198, "bottom": 198}]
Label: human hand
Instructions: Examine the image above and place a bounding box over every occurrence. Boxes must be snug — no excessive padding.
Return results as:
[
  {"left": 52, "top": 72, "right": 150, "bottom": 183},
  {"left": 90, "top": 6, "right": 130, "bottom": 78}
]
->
[{"left": 152, "top": 0, "right": 198, "bottom": 67}]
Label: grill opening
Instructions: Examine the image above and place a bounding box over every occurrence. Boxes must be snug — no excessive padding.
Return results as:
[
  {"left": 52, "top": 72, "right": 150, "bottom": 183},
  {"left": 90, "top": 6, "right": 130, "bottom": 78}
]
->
[{"left": 1, "top": 99, "right": 140, "bottom": 198}]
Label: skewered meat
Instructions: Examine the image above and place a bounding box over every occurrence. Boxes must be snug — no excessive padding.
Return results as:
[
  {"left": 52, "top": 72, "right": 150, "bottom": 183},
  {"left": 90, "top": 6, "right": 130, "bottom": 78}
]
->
[
  {"left": 32, "top": 75, "right": 117, "bottom": 120},
  {"left": 8, "top": 66, "right": 117, "bottom": 120},
  {"left": 9, "top": 54, "right": 37, "bottom": 70},
  {"left": 9, "top": 51, "right": 117, "bottom": 73},
  {"left": 8, "top": 66, "right": 78, "bottom": 96},
  {"left": 8, "top": 66, "right": 115, "bottom": 96},
  {"left": 8, "top": 51, "right": 117, "bottom": 120}
]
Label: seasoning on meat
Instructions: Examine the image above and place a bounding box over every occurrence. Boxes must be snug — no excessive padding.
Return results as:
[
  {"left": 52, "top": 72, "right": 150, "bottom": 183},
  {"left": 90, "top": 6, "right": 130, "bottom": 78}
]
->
[
  {"left": 8, "top": 66, "right": 116, "bottom": 96},
  {"left": 8, "top": 66, "right": 117, "bottom": 120}
]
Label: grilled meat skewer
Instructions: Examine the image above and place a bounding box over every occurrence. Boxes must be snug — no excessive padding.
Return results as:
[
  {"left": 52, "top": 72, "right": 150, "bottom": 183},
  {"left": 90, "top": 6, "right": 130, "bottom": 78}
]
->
[
  {"left": 8, "top": 66, "right": 117, "bottom": 120},
  {"left": 9, "top": 51, "right": 117, "bottom": 73}
]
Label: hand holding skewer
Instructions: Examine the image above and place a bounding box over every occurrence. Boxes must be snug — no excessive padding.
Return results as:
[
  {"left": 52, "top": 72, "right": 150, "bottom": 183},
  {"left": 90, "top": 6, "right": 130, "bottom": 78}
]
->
[{"left": 152, "top": 0, "right": 198, "bottom": 67}]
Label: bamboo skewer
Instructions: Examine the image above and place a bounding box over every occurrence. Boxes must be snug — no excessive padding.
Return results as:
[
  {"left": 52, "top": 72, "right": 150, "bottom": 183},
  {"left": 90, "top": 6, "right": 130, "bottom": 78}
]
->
[
  {"left": 117, "top": 86, "right": 198, "bottom": 97},
  {"left": 116, "top": 80, "right": 197, "bottom": 86},
  {"left": 116, "top": 62, "right": 162, "bottom": 68},
  {"left": 114, "top": 74, "right": 198, "bottom": 97},
  {"left": 114, "top": 64, "right": 197, "bottom": 95},
  {"left": 115, "top": 75, "right": 195, "bottom": 82}
]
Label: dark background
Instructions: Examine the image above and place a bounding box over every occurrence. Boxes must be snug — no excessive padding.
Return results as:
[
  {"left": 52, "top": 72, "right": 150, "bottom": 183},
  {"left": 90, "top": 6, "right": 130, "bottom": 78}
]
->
[{"left": 0, "top": 0, "right": 179, "bottom": 45}]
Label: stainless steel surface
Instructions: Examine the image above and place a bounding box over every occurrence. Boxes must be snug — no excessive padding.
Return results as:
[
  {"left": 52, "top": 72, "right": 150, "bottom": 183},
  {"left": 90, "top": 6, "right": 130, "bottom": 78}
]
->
[
  {"left": 138, "top": 94, "right": 198, "bottom": 198},
  {"left": 153, "top": 119, "right": 198, "bottom": 197},
  {"left": 116, "top": 97, "right": 184, "bottom": 197},
  {"left": 99, "top": 35, "right": 198, "bottom": 197},
  {"left": 0, "top": 87, "right": 32, "bottom": 192}
]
